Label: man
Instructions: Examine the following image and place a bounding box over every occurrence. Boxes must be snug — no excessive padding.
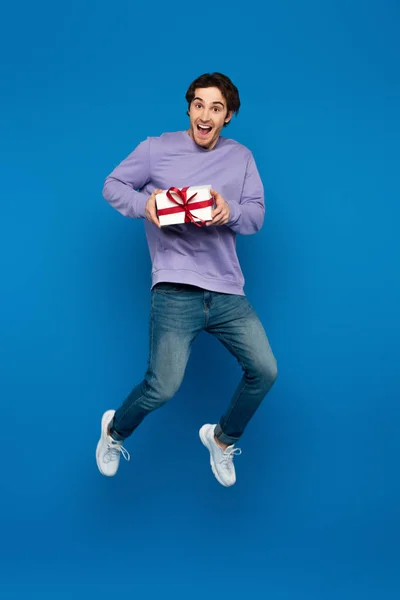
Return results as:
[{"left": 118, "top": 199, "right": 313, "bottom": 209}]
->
[{"left": 96, "top": 72, "right": 278, "bottom": 487}]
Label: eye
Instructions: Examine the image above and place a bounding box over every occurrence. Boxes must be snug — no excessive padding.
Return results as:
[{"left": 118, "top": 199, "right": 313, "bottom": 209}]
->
[{"left": 213, "top": 107, "right": 220, "bottom": 112}]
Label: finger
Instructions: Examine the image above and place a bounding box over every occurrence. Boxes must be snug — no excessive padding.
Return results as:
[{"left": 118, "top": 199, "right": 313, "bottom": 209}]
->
[
  {"left": 211, "top": 207, "right": 223, "bottom": 219},
  {"left": 207, "top": 216, "right": 222, "bottom": 226},
  {"left": 210, "top": 189, "right": 220, "bottom": 204},
  {"left": 215, "top": 205, "right": 228, "bottom": 218},
  {"left": 152, "top": 190, "right": 163, "bottom": 227},
  {"left": 151, "top": 189, "right": 162, "bottom": 204},
  {"left": 148, "top": 207, "right": 160, "bottom": 227},
  {"left": 152, "top": 212, "right": 161, "bottom": 227},
  {"left": 209, "top": 210, "right": 229, "bottom": 226}
]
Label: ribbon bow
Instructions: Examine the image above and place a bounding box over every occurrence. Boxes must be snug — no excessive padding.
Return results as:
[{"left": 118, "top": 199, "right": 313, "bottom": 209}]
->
[{"left": 157, "top": 187, "right": 213, "bottom": 227}]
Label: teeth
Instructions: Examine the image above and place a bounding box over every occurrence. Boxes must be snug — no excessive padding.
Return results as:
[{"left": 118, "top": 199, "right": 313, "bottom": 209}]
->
[{"left": 198, "top": 125, "right": 211, "bottom": 130}]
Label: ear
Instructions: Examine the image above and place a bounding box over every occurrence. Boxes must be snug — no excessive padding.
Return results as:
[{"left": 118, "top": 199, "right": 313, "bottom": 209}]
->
[{"left": 224, "top": 110, "right": 233, "bottom": 124}]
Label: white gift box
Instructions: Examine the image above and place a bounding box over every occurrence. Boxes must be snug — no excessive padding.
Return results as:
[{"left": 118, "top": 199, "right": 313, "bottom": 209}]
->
[{"left": 156, "top": 185, "right": 214, "bottom": 227}]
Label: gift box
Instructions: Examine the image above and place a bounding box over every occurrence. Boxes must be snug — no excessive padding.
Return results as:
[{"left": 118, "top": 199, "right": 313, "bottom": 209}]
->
[{"left": 156, "top": 185, "right": 214, "bottom": 227}]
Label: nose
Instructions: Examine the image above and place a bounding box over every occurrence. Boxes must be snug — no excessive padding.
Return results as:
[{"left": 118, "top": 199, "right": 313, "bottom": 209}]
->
[{"left": 200, "top": 107, "right": 211, "bottom": 122}]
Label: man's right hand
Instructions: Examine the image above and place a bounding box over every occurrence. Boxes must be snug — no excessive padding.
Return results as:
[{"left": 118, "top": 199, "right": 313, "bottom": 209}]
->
[{"left": 145, "top": 189, "right": 163, "bottom": 228}]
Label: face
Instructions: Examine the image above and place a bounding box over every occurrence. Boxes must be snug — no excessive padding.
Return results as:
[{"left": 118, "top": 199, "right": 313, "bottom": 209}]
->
[{"left": 187, "top": 87, "right": 233, "bottom": 150}]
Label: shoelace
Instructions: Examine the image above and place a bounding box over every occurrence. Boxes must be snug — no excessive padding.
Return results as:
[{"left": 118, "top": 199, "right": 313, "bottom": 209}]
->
[
  {"left": 104, "top": 441, "right": 130, "bottom": 463},
  {"left": 220, "top": 447, "right": 242, "bottom": 469}
]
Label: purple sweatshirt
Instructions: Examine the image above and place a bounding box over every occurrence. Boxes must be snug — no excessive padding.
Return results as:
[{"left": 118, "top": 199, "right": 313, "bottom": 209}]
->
[{"left": 103, "top": 131, "right": 264, "bottom": 295}]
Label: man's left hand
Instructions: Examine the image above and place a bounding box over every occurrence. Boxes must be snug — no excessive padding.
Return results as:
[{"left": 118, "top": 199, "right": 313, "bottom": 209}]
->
[{"left": 206, "top": 190, "right": 230, "bottom": 226}]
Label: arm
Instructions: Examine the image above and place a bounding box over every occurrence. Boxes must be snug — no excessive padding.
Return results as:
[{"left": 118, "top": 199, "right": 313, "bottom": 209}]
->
[
  {"left": 102, "top": 139, "right": 151, "bottom": 219},
  {"left": 226, "top": 152, "right": 265, "bottom": 235}
]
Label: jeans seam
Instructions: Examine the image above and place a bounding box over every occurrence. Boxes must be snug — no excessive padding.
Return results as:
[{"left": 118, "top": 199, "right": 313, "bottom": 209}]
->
[
  {"left": 214, "top": 330, "right": 249, "bottom": 436},
  {"left": 115, "top": 294, "right": 157, "bottom": 429}
]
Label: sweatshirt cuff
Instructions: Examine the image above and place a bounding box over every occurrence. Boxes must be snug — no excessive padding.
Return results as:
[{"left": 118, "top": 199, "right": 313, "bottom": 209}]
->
[
  {"left": 226, "top": 199, "right": 241, "bottom": 227},
  {"left": 135, "top": 192, "right": 148, "bottom": 219}
]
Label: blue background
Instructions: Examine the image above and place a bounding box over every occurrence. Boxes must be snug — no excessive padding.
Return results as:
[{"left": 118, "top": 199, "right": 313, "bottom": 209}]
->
[{"left": 1, "top": 0, "right": 399, "bottom": 598}]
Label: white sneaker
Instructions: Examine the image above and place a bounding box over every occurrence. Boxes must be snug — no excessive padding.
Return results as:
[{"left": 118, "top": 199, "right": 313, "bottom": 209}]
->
[
  {"left": 96, "top": 410, "right": 130, "bottom": 477},
  {"left": 199, "top": 424, "right": 242, "bottom": 487}
]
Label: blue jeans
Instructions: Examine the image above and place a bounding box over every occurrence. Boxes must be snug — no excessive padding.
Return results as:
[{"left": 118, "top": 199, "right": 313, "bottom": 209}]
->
[{"left": 110, "top": 283, "right": 278, "bottom": 445}]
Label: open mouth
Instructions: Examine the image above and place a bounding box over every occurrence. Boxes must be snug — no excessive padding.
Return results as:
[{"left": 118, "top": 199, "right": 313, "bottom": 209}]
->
[{"left": 197, "top": 124, "right": 212, "bottom": 138}]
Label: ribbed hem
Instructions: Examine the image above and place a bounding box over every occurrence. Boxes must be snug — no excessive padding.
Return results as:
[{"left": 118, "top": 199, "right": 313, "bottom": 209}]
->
[{"left": 151, "top": 269, "right": 245, "bottom": 296}]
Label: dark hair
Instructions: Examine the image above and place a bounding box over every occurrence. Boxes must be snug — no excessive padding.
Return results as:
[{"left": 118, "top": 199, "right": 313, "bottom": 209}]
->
[{"left": 185, "top": 72, "right": 240, "bottom": 126}]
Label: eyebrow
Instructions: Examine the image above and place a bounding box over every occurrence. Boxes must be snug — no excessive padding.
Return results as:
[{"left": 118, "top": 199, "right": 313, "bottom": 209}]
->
[{"left": 193, "top": 96, "right": 225, "bottom": 107}]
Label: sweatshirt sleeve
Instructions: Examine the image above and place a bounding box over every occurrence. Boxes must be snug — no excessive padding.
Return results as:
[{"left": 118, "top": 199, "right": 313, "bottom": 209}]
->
[
  {"left": 226, "top": 152, "right": 265, "bottom": 235},
  {"left": 102, "top": 138, "right": 151, "bottom": 219}
]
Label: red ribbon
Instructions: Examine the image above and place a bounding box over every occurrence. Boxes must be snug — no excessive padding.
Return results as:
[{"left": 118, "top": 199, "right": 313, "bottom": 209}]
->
[{"left": 157, "top": 187, "right": 214, "bottom": 227}]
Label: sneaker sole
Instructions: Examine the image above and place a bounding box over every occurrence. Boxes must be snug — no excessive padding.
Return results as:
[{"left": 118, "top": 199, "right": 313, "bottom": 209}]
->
[
  {"left": 96, "top": 410, "right": 116, "bottom": 477},
  {"left": 199, "top": 426, "right": 231, "bottom": 487}
]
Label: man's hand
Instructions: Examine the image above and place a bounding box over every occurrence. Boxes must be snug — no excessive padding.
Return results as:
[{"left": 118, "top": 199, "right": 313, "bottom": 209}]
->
[
  {"left": 145, "top": 189, "right": 163, "bottom": 227},
  {"left": 206, "top": 189, "right": 230, "bottom": 227}
]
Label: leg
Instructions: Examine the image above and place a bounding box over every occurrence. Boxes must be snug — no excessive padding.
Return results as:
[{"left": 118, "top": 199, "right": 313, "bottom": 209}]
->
[
  {"left": 110, "top": 283, "right": 204, "bottom": 440},
  {"left": 206, "top": 293, "right": 278, "bottom": 446}
]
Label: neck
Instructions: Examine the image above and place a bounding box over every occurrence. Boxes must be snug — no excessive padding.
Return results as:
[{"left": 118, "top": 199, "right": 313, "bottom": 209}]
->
[{"left": 186, "top": 128, "right": 219, "bottom": 151}]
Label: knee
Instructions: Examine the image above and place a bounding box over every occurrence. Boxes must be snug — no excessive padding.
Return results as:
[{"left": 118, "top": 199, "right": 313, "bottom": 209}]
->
[
  {"left": 253, "top": 357, "right": 278, "bottom": 388},
  {"left": 141, "top": 374, "right": 183, "bottom": 409}
]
